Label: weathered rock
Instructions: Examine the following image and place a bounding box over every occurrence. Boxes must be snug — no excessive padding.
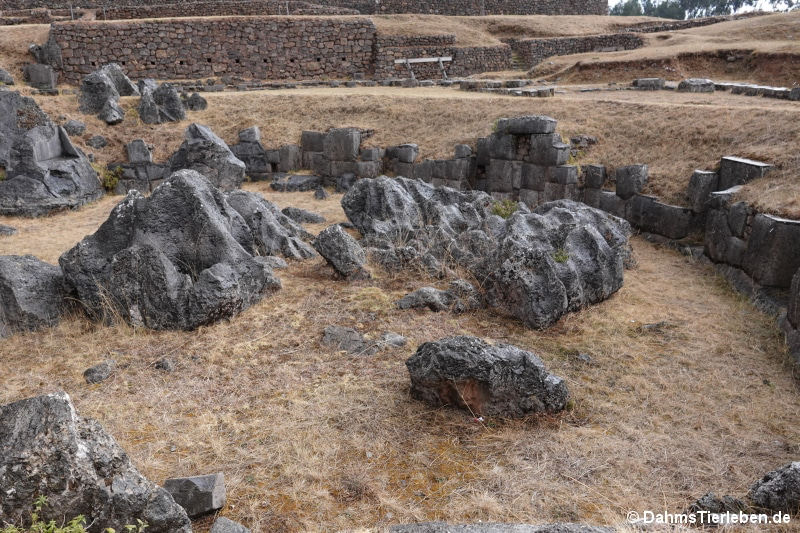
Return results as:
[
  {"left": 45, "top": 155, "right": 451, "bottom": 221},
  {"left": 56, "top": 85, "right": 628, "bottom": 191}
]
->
[
  {"left": 454, "top": 144, "right": 472, "bottom": 159},
  {"left": 169, "top": 124, "right": 245, "bottom": 191},
  {"left": 0, "top": 68, "right": 14, "bottom": 85},
  {"left": 99, "top": 64, "right": 138, "bottom": 97},
  {"left": 615, "top": 165, "right": 648, "bottom": 200},
  {"left": 717, "top": 156, "right": 773, "bottom": 190},
  {"left": 86, "top": 135, "right": 107, "bottom": 149},
  {"left": 269, "top": 174, "right": 321, "bottom": 192},
  {"left": 153, "top": 83, "right": 186, "bottom": 122},
  {"left": 313, "top": 224, "right": 370, "bottom": 280},
  {"left": 396, "top": 280, "right": 481, "bottom": 313},
  {"left": 185, "top": 92, "right": 208, "bottom": 111},
  {"left": 496, "top": 115, "right": 557, "bottom": 135},
  {"left": 324, "top": 128, "right": 361, "bottom": 162},
  {"left": 84, "top": 359, "right": 115, "bottom": 384},
  {"left": 335, "top": 173, "right": 357, "bottom": 193},
  {"left": 582, "top": 164, "right": 606, "bottom": 189},
  {"left": 321, "top": 325, "right": 377, "bottom": 355},
  {"left": 0, "top": 255, "right": 65, "bottom": 337},
  {"left": 59, "top": 170, "right": 282, "bottom": 330},
  {"left": 678, "top": 78, "right": 715, "bottom": 92},
  {"left": 138, "top": 88, "right": 161, "bottom": 125},
  {"left": 0, "top": 392, "right": 191, "bottom": 532},
  {"left": 63, "top": 119, "right": 86, "bottom": 136},
  {"left": 388, "top": 143, "right": 419, "bottom": 164},
  {"left": 98, "top": 99, "right": 124, "bottom": 125},
  {"left": 380, "top": 331, "right": 407, "bottom": 347},
  {"left": 126, "top": 139, "right": 153, "bottom": 164},
  {"left": 687, "top": 492, "right": 748, "bottom": 517},
  {"left": 137, "top": 79, "right": 158, "bottom": 94},
  {"left": 406, "top": 336, "right": 569, "bottom": 417},
  {"left": 281, "top": 206, "right": 326, "bottom": 224},
  {"left": 278, "top": 144, "right": 301, "bottom": 173},
  {"left": 226, "top": 189, "right": 316, "bottom": 260},
  {"left": 210, "top": 517, "right": 251, "bottom": 533},
  {"left": 23, "top": 64, "right": 57, "bottom": 90},
  {"left": 163, "top": 472, "right": 226, "bottom": 518},
  {"left": 0, "top": 224, "right": 17, "bottom": 236},
  {"left": 632, "top": 77, "right": 665, "bottom": 90},
  {"left": 314, "top": 186, "right": 329, "bottom": 200},
  {"left": 742, "top": 214, "right": 800, "bottom": 288},
  {"left": 390, "top": 524, "right": 612, "bottom": 533},
  {"left": 78, "top": 70, "right": 119, "bottom": 115},
  {"left": 0, "top": 91, "right": 102, "bottom": 217},
  {"left": 687, "top": 170, "right": 718, "bottom": 213},
  {"left": 748, "top": 462, "right": 800, "bottom": 513}
]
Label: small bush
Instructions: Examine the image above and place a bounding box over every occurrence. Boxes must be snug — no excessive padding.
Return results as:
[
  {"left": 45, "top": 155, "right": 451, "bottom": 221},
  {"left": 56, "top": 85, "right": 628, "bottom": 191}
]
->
[
  {"left": 553, "top": 248, "right": 569, "bottom": 263},
  {"left": 0, "top": 167, "right": 5, "bottom": 181},
  {"left": 490, "top": 199, "right": 518, "bottom": 219},
  {"left": 92, "top": 163, "right": 123, "bottom": 193},
  {"left": 0, "top": 497, "right": 148, "bottom": 533}
]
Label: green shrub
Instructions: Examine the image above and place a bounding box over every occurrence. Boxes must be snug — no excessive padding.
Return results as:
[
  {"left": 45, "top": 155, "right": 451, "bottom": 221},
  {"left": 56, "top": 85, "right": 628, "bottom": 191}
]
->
[
  {"left": 0, "top": 497, "right": 148, "bottom": 533},
  {"left": 490, "top": 199, "right": 518, "bottom": 219},
  {"left": 0, "top": 168, "right": 5, "bottom": 181},
  {"left": 553, "top": 248, "right": 569, "bottom": 263},
  {"left": 92, "top": 163, "right": 123, "bottom": 193}
]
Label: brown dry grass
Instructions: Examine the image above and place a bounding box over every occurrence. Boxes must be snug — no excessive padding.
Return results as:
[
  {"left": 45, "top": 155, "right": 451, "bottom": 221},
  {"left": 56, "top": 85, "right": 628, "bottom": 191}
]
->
[
  {"left": 31, "top": 85, "right": 800, "bottom": 216},
  {"left": 1, "top": 185, "right": 799, "bottom": 532},
  {"left": 531, "top": 12, "right": 800, "bottom": 85},
  {"left": 0, "top": 23, "right": 50, "bottom": 82}
]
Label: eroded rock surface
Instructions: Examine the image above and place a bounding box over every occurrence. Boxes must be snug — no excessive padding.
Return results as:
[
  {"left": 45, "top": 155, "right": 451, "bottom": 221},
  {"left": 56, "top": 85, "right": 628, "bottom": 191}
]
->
[
  {"left": 749, "top": 462, "right": 800, "bottom": 513},
  {"left": 0, "top": 392, "right": 191, "bottom": 533},
  {"left": 0, "top": 254, "right": 65, "bottom": 337},
  {"left": 169, "top": 124, "right": 245, "bottom": 191},
  {"left": 59, "top": 170, "right": 282, "bottom": 330}
]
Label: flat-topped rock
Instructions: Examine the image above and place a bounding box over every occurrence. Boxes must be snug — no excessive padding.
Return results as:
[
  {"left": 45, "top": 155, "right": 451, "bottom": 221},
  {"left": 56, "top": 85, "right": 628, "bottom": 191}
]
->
[{"left": 718, "top": 156, "right": 773, "bottom": 190}]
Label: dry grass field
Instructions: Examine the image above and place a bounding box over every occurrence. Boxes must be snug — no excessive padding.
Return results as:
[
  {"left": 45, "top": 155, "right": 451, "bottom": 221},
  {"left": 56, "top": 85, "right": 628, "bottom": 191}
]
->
[
  {"left": 24, "top": 85, "right": 800, "bottom": 217},
  {"left": 1, "top": 185, "right": 799, "bottom": 532},
  {"left": 531, "top": 12, "right": 800, "bottom": 85}
]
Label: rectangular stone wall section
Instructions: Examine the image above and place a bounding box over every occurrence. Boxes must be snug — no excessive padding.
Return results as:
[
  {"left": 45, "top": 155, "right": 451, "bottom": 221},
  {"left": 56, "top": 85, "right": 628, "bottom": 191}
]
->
[
  {"left": 374, "top": 43, "right": 512, "bottom": 79},
  {"left": 102, "top": 1, "right": 359, "bottom": 20},
  {"left": 51, "top": 17, "right": 377, "bottom": 84},
  {"left": 509, "top": 33, "right": 644, "bottom": 68}
]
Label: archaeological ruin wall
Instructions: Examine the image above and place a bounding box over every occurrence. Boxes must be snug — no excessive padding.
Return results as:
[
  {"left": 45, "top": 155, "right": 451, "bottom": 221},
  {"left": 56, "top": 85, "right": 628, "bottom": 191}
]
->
[{"left": 509, "top": 33, "right": 644, "bottom": 68}]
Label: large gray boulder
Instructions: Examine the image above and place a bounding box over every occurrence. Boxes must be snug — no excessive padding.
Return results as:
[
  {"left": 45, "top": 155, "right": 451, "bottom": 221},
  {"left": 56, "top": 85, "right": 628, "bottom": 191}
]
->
[
  {"left": 78, "top": 70, "right": 120, "bottom": 115},
  {"left": 484, "top": 201, "right": 631, "bottom": 329},
  {"left": 99, "top": 63, "right": 138, "bottom": 97},
  {"left": 59, "top": 170, "right": 282, "bottom": 330},
  {"left": 0, "top": 91, "right": 103, "bottom": 217},
  {"left": 0, "top": 255, "right": 65, "bottom": 337},
  {"left": 226, "top": 190, "right": 316, "bottom": 260},
  {"left": 169, "top": 124, "right": 245, "bottom": 191},
  {"left": 0, "top": 392, "right": 190, "bottom": 532},
  {"left": 406, "top": 336, "right": 569, "bottom": 418},
  {"left": 391, "top": 524, "right": 612, "bottom": 533},
  {"left": 748, "top": 462, "right": 800, "bottom": 513},
  {"left": 163, "top": 472, "right": 225, "bottom": 518},
  {"left": 139, "top": 83, "right": 185, "bottom": 124},
  {"left": 313, "top": 224, "right": 370, "bottom": 280}
]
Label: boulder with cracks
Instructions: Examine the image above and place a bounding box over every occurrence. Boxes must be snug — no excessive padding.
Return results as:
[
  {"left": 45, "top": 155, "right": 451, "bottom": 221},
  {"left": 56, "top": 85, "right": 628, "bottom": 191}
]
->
[
  {"left": 0, "top": 255, "right": 65, "bottom": 337},
  {"left": 169, "top": 124, "right": 245, "bottom": 191}
]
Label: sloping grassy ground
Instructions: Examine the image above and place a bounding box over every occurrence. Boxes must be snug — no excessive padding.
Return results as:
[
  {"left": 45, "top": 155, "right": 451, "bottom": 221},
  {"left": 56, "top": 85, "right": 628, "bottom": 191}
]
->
[{"left": 0, "top": 185, "right": 798, "bottom": 532}]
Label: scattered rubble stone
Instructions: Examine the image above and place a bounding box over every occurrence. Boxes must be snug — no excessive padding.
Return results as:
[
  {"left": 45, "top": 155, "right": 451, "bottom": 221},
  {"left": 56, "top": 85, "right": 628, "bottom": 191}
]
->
[
  {"left": 163, "top": 472, "right": 226, "bottom": 518},
  {"left": 0, "top": 255, "right": 65, "bottom": 338},
  {"left": 0, "top": 68, "right": 14, "bottom": 85},
  {"left": 83, "top": 359, "right": 116, "bottom": 384},
  {"left": 185, "top": 92, "right": 208, "bottom": 111},
  {"left": 282, "top": 206, "right": 326, "bottom": 224},
  {"left": 270, "top": 174, "right": 321, "bottom": 192},
  {"left": 678, "top": 78, "right": 715, "bottom": 93},
  {"left": 210, "top": 517, "right": 251, "bottom": 533},
  {"left": 63, "top": 118, "right": 86, "bottom": 136},
  {"left": 155, "top": 357, "right": 176, "bottom": 372},
  {"left": 87, "top": 135, "right": 108, "bottom": 149},
  {"left": 0, "top": 224, "right": 17, "bottom": 236},
  {"left": 0, "top": 392, "right": 191, "bottom": 532},
  {"left": 321, "top": 325, "right": 377, "bottom": 355},
  {"left": 396, "top": 280, "right": 481, "bottom": 313},
  {"left": 748, "top": 462, "right": 800, "bottom": 513},
  {"left": 169, "top": 124, "right": 245, "bottom": 191},
  {"left": 406, "top": 336, "right": 569, "bottom": 417},
  {"left": 314, "top": 224, "right": 370, "bottom": 280},
  {"left": 314, "top": 186, "right": 330, "bottom": 200}
]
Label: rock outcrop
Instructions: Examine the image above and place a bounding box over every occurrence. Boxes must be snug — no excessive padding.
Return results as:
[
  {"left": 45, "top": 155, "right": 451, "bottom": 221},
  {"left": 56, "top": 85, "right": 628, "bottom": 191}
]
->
[
  {"left": 139, "top": 83, "right": 185, "bottom": 125},
  {"left": 78, "top": 64, "right": 137, "bottom": 125},
  {"left": 0, "top": 255, "right": 65, "bottom": 337},
  {"left": 59, "top": 170, "right": 282, "bottom": 330},
  {"left": 748, "top": 462, "right": 800, "bottom": 513},
  {"left": 169, "top": 124, "right": 245, "bottom": 191},
  {"left": 342, "top": 177, "right": 631, "bottom": 329},
  {"left": 0, "top": 91, "right": 102, "bottom": 216},
  {"left": 313, "top": 224, "right": 370, "bottom": 280},
  {"left": 406, "top": 336, "right": 569, "bottom": 418},
  {"left": 0, "top": 392, "right": 191, "bottom": 533}
]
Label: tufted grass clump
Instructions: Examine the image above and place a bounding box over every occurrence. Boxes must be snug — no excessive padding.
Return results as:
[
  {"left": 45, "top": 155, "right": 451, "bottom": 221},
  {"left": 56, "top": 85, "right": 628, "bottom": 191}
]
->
[
  {"left": 553, "top": 248, "right": 569, "bottom": 263},
  {"left": 490, "top": 199, "right": 518, "bottom": 219},
  {"left": 92, "top": 163, "right": 123, "bottom": 193},
  {"left": 0, "top": 497, "right": 149, "bottom": 533}
]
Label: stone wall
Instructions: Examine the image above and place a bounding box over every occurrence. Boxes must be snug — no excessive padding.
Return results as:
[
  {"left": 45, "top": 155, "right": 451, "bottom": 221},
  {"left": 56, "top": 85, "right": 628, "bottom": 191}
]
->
[
  {"left": 0, "top": 0, "right": 608, "bottom": 15},
  {"left": 50, "top": 17, "right": 378, "bottom": 84},
  {"left": 509, "top": 33, "right": 644, "bottom": 68},
  {"left": 374, "top": 42, "right": 512, "bottom": 79},
  {"left": 100, "top": 1, "right": 359, "bottom": 20}
]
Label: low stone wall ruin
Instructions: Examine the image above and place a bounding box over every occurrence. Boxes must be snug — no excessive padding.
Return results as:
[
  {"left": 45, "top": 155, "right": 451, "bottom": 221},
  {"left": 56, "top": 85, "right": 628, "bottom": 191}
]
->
[
  {"left": 100, "top": 1, "right": 359, "bottom": 20},
  {"left": 509, "top": 33, "right": 644, "bottom": 68}
]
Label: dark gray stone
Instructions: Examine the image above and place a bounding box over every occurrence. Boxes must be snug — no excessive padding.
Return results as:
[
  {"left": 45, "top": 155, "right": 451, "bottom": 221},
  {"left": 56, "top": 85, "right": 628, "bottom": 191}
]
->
[
  {"left": 336, "top": 173, "right": 357, "bottom": 193},
  {"left": 615, "top": 165, "right": 648, "bottom": 199},
  {"left": 454, "top": 144, "right": 472, "bottom": 158},
  {"left": 314, "top": 187, "right": 329, "bottom": 200},
  {"left": 748, "top": 462, "right": 800, "bottom": 513},
  {"left": 63, "top": 119, "right": 86, "bottom": 136},
  {"left": 138, "top": 79, "right": 158, "bottom": 94},
  {"left": 0, "top": 392, "right": 191, "bottom": 532},
  {"left": 126, "top": 140, "right": 153, "bottom": 164},
  {"left": 727, "top": 201, "right": 751, "bottom": 238},
  {"left": 210, "top": 517, "right": 251, "bottom": 533},
  {"left": 632, "top": 77, "right": 665, "bottom": 90},
  {"left": 0, "top": 92, "right": 103, "bottom": 217},
  {"left": 743, "top": 214, "right": 800, "bottom": 287},
  {"left": 687, "top": 170, "right": 718, "bottom": 213},
  {"left": 23, "top": 64, "right": 57, "bottom": 91},
  {"left": 226, "top": 189, "right": 316, "bottom": 260},
  {"left": 169, "top": 124, "right": 245, "bottom": 191},
  {"left": 687, "top": 492, "right": 748, "bottom": 518},
  {"left": 99, "top": 64, "right": 138, "bottom": 97},
  {"left": 138, "top": 88, "right": 161, "bottom": 125},
  {"left": 314, "top": 224, "right": 370, "bottom": 280},
  {"left": 718, "top": 156, "right": 773, "bottom": 190},
  {"left": 487, "top": 133, "right": 517, "bottom": 160},
  {"left": 238, "top": 126, "right": 261, "bottom": 143},
  {"left": 84, "top": 360, "right": 115, "bottom": 384},
  {"left": 152, "top": 83, "right": 185, "bottom": 122},
  {"left": 270, "top": 174, "right": 321, "bottom": 192},
  {"left": 324, "top": 128, "right": 361, "bottom": 162},
  {"left": 0, "top": 255, "right": 65, "bottom": 337},
  {"left": 163, "top": 472, "right": 226, "bottom": 518},
  {"left": 185, "top": 92, "right": 207, "bottom": 111},
  {"left": 59, "top": 170, "right": 283, "bottom": 330},
  {"left": 396, "top": 279, "right": 481, "bottom": 313},
  {"left": 0, "top": 68, "right": 14, "bottom": 85},
  {"left": 598, "top": 190, "right": 628, "bottom": 219},
  {"left": 154, "top": 357, "right": 176, "bottom": 372},
  {"left": 98, "top": 99, "right": 124, "bottom": 125},
  {"left": 0, "top": 224, "right": 16, "bottom": 236},
  {"left": 406, "top": 336, "right": 569, "bottom": 417},
  {"left": 527, "top": 134, "right": 570, "bottom": 167},
  {"left": 380, "top": 332, "right": 407, "bottom": 347},
  {"left": 360, "top": 147, "right": 384, "bottom": 161},
  {"left": 79, "top": 70, "right": 119, "bottom": 114},
  {"left": 497, "top": 115, "right": 557, "bottom": 135},
  {"left": 627, "top": 194, "right": 693, "bottom": 240},
  {"left": 281, "top": 206, "right": 325, "bottom": 224},
  {"left": 321, "top": 325, "right": 377, "bottom": 355},
  {"left": 583, "top": 165, "right": 606, "bottom": 189},
  {"left": 678, "top": 78, "right": 715, "bottom": 92},
  {"left": 301, "top": 130, "right": 325, "bottom": 153},
  {"left": 278, "top": 144, "right": 301, "bottom": 173},
  {"left": 388, "top": 144, "right": 419, "bottom": 164}
]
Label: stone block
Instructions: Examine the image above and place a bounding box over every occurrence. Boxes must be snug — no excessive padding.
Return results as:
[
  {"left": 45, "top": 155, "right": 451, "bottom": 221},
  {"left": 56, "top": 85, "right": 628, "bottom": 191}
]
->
[
  {"left": 615, "top": 164, "right": 648, "bottom": 199},
  {"left": 330, "top": 160, "right": 358, "bottom": 177},
  {"left": 355, "top": 160, "right": 382, "bottom": 178},
  {"left": 487, "top": 132, "right": 517, "bottom": 160},
  {"left": 632, "top": 78, "right": 665, "bottom": 90},
  {"left": 23, "top": 64, "right": 57, "bottom": 90},
  {"left": 387, "top": 143, "right": 419, "bottom": 164},
  {"left": 521, "top": 164, "right": 546, "bottom": 191},
  {"left": 583, "top": 164, "right": 606, "bottom": 189},
  {"left": 323, "top": 128, "right": 360, "bottom": 162},
  {"left": 519, "top": 189, "right": 539, "bottom": 208},
  {"left": 310, "top": 152, "right": 330, "bottom": 177},
  {"left": 496, "top": 115, "right": 557, "bottom": 135},
  {"left": 445, "top": 159, "right": 471, "bottom": 183},
  {"left": 454, "top": 144, "right": 472, "bottom": 158},
  {"left": 628, "top": 194, "right": 693, "bottom": 240},
  {"left": 238, "top": 126, "right": 260, "bottom": 143},
  {"left": 126, "top": 139, "right": 152, "bottom": 164},
  {"left": 360, "top": 147, "right": 384, "bottom": 161},
  {"left": 394, "top": 161, "right": 415, "bottom": 178},
  {"left": 551, "top": 165, "right": 578, "bottom": 185},
  {"left": 718, "top": 156, "right": 773, "bottom": 190},
  {"left": 727, "top": 201, "right": 751, "bottom": 238},
  {"left": 790, "top": 88, "right": 800, "bottom": 101},
  {"left": 487, "top": 159, "right": 521, "bottom": 193},
  {"left": 687, "top": 170, "right": 718, "bottom": 213},
  {"left": 278, "top": 144, "right": 300, "bottom": 173},
  {"left": 678, "top": 78, "right": 715, "bottom": 92},
  {"left": 476, "top": 137, "right": 490, "bottom": 167},
  {"left": 743, "top": 214, "right": 800, "bottom": 287},
  {"left": 583, "top": 188, "right": 601, "bottom": 208},
  {"left": 414, "top": 159, "right": 433, "bottom": 182},
  {"left": 527, "top": 134, "right": 569, "bottom": 167},
  {"left": 163, "top": 472, "right": 226, "bottom": 518},
  {"left": 543, "top": 182, "right": 565, "bottom": 203},
  {"left": 301, "top": 130, "right": 325, "bottom": 153},
  {"left": 599, "top": 190, "right": 628, "bottom": 219}
]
